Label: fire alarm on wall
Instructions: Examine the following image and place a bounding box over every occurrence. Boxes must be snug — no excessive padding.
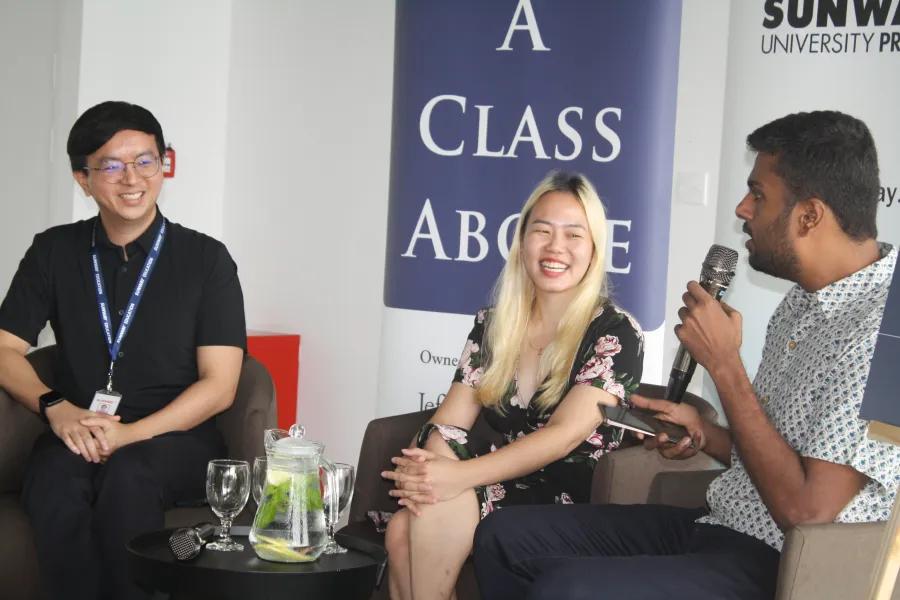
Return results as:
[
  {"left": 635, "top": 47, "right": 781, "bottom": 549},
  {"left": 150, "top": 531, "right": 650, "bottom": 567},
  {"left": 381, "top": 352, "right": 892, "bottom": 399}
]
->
[{"left": 163, "top": 144, "right": 176, "bottom": 178}]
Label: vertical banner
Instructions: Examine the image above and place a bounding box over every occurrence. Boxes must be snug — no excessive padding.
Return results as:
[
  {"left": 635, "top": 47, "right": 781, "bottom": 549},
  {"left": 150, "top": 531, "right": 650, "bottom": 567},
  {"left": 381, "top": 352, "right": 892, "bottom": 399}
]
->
[
  {"left": 863, "top": 265, "right": 900, "bottom": 425},
  {"left": 707, "top": 0, "right": 900, "bottom": 390},
  {"left": 378, "top": 0, "right": 682, "bottom": 416}
]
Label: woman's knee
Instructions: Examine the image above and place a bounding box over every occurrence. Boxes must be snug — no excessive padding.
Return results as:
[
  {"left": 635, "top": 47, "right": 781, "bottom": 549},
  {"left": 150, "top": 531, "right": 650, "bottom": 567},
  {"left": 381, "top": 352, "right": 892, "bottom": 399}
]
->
[{"left": 385, "top": 509, "right": 410, "bottom": 558}]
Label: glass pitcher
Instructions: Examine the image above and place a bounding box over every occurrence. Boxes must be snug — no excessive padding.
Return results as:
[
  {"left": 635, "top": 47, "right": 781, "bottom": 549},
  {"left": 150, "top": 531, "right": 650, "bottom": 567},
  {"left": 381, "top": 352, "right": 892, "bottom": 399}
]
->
[{"left": 249, "top": 424, "right": 330, "bottom": 562}]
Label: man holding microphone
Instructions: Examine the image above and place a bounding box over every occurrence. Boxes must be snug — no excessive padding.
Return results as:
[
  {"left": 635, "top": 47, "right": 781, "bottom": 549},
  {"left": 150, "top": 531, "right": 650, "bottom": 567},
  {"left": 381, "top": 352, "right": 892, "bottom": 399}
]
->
[{"left": 473, "top": 111, "right": 900, "bottom": 599}]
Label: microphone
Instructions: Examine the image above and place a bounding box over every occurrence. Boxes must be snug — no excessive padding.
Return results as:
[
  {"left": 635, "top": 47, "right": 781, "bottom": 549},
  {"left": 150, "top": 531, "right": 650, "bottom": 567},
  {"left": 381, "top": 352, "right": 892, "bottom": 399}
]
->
[
  {"left": 168, "top": 522, "right": 217, "bottom": 561},
  {"left": 665, "top": 244, "right": 738, "bottom": 402}
]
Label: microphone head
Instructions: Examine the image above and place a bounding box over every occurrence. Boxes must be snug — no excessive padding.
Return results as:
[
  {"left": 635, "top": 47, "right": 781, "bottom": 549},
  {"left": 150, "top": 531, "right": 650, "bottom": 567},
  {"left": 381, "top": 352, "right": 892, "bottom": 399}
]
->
[
  {"left": 168, "top": 523, "right": 216, "bottom": 561},
  {"left": 168, "top": 528, "right": 203, "bottom": 560},
  {"left": 700, "top": 244, "right": 738, "bottom": 289}
]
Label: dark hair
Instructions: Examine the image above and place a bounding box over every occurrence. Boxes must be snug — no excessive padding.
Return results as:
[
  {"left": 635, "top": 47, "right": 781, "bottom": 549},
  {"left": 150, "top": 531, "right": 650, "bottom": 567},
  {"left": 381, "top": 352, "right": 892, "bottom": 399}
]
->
[
  {"left": 747, "top": 110, "right": 879, "bottom": 240},
  {"left": 546, "top": 170, "right": 586, "bottom": 197},
  {"left": 66, "top": 101, "right": 165, "bottom": 172}
]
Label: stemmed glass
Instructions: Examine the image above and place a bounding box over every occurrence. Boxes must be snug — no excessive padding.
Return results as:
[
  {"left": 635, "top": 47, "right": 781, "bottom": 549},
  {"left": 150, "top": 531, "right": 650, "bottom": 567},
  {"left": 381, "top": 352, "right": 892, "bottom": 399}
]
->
[
  {"left": 205, "top": 459, "right": 250, "bottom": 551},
  {"left": 252, "top": 456, "right": 267, "bottom": 506},
  {"left": 323, "top": 462, "right": 356, "bottom": 554}
]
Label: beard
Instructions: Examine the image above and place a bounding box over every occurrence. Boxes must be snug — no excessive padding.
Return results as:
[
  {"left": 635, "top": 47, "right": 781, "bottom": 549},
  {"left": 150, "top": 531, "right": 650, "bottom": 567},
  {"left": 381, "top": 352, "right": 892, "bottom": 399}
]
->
[{"left": 746, "top": 212, "right": 800, "bottom": 282}]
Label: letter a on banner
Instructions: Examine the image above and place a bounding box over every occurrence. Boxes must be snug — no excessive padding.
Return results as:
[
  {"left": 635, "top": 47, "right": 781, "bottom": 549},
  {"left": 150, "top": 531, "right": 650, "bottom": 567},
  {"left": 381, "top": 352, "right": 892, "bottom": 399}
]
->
[
  {"left": 496, "top": 0, "right": 550, "bottom": 51},
  {"left": 402, "top": 198, "right": 450, "bottom": 260}
]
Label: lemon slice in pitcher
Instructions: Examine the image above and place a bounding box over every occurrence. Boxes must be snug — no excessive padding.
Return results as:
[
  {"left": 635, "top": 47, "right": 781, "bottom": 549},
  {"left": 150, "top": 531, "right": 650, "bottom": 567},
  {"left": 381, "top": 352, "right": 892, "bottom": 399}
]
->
[
  {"left": 252, "top": 535, "right": 316, "bottom": 562},
  {"left": 266, "top": 468, "right": 292, "bottom": 486}
]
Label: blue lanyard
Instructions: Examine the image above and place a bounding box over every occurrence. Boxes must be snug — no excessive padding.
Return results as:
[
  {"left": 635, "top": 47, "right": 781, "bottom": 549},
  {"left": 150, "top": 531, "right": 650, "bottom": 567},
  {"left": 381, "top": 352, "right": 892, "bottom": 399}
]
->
[{"left": 90, "top": 219, "right": 166, "bottom": 390}]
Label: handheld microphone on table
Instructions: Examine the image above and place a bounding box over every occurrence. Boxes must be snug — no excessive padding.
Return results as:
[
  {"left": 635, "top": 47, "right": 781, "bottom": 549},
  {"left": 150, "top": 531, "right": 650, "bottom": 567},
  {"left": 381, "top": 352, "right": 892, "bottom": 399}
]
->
[
  {"left": 665, "top": 244, "right": 739, "bottom": 402},
  {"left": 168, "top": 522, "right": 217, "bottom": 561}
]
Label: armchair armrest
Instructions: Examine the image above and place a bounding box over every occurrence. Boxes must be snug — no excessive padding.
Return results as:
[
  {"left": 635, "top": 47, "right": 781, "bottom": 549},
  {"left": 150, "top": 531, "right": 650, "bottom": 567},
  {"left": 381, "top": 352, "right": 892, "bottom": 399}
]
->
[
  {"left": 593, "top": 383, "right": 723, "bottom": 506},
  {"left": 0, "top": 387, "right": 46, "bottom": 494},
  {"left": 648, "top": 468, "right": 724, "bottom": 508},
  {"left": 591, "top": 445, "right": 723, "bottom": 505},
  {"left": 215, "top": 355, "right": 276, "bottom": 464},
  {"left": 776, "top": 521, "right": 896, "bottom": 600},
  {"left": 0, "top": 346, "right": 56, "bottom": 494}
]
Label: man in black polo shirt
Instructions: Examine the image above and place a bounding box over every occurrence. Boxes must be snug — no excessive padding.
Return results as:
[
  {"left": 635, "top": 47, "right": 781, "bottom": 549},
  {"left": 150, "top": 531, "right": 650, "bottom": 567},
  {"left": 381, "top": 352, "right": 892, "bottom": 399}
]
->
[{"left": 0, "top": 101, "right": 246, "bottom": 600}]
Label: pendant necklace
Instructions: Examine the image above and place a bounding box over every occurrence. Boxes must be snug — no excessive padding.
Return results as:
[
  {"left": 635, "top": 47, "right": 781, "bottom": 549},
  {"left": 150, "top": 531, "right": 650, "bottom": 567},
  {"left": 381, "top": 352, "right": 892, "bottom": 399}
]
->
[{"left": 527, "top": 332, "right": 549, "bottom": 358}]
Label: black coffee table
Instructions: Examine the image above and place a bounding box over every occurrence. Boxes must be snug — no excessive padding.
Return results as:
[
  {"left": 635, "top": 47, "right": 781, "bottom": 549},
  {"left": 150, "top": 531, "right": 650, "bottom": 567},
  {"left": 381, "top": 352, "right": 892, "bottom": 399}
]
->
[{"left": 127, "top": 526, "right": 385, "bottom": 600}]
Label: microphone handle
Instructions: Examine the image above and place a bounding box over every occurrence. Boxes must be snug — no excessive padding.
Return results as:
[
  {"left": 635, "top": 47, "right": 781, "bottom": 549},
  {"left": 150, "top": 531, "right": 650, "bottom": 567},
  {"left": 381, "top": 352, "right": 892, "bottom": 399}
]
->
[
  {"left": 194, "top": 522, "right": 217, "bottom": 544},
  {"left": 665, "top": 346, "right": 696, "bottom": 402},
  {"left": 664, "top": 278, "right": 729, "bottom": 402}
]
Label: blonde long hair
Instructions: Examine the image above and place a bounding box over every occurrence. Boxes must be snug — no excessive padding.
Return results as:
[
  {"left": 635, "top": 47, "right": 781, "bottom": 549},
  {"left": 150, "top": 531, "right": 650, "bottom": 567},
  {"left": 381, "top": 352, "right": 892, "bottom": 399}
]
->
[{"left": 477, "top": 171, "right": 609, "bottom": 413}]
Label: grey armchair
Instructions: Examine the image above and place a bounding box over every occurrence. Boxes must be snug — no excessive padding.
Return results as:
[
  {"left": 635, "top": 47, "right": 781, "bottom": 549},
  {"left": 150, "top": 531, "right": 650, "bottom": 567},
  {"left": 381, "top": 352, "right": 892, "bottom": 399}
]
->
[{"left": 0, "top": 345, "right": 277, "bottom": 600}]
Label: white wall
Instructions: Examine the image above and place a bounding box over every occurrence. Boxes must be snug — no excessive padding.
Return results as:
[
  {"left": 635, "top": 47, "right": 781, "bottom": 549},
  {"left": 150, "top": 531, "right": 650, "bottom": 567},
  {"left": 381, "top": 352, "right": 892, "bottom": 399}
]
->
[
  {"left": 223, "top": 2, "right": 395, "bottom": 465},
  {"left": 0, "top": 0, "right": 70, "bottom": 298},
  {"left": 664, "top": 1, "right": 731, "bottom": 414},
  {"left": 71, "top": 0, "right": 233, "bottom": 240},
  {"left": 47, "top": 0, "right": 84, "bottom": 231}
]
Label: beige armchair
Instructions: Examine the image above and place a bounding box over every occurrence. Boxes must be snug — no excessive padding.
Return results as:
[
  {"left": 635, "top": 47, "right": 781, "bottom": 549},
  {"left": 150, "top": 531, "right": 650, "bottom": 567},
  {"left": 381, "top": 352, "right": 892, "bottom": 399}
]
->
[
  {"left": 603, "top": 441, "right": 898, "bottom": 599},
  {"left": 0, "top": 345, "right": 277, "bottom": 600}
]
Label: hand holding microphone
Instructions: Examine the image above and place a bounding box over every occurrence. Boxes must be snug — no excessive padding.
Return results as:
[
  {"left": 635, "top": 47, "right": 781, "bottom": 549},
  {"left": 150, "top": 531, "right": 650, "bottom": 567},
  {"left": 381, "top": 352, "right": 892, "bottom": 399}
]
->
[{"left": 665, "top": 245, "right": 738, "bottom": 402}]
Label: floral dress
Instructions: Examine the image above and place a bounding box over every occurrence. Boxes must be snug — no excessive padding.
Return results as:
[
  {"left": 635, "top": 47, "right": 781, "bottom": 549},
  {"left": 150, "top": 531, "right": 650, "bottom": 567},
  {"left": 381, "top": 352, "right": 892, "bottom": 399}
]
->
[{"left": 422, "top": 303, "right": 644, "bottom": 519}]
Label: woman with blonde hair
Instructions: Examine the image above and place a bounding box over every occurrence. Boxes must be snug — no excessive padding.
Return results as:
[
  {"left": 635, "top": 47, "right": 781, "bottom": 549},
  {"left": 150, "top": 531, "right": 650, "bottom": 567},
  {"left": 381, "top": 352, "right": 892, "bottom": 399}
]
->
[{"left": 381, "top": 171, "right": 644, "bottom": 600}]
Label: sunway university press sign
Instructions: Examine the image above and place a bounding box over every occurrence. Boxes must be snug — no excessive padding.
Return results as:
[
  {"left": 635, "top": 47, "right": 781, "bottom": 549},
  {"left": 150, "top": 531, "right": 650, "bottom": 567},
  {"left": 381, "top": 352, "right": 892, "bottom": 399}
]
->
[{"left": 759, "top": 0, "right": 900, "bottom": 55}]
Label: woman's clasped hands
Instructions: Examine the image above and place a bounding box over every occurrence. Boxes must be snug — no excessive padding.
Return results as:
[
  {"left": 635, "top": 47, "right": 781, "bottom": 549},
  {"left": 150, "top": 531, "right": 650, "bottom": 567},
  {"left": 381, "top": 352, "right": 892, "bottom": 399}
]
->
[{"left": 381, "top": 448, "right": 467, "bottom": 516}]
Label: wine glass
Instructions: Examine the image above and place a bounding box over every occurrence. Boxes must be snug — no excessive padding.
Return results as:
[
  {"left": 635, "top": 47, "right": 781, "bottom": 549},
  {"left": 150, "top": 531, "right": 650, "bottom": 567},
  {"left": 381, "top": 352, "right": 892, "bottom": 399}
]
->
[
  {"left": 322, "top": 462, "right": 356, "bottom": 554},
  {"left": 205, "top": 459, "right": 250, "bottom": 551},
  {"left": 252, "top": 456, "right": 267, "bottom": 506}
]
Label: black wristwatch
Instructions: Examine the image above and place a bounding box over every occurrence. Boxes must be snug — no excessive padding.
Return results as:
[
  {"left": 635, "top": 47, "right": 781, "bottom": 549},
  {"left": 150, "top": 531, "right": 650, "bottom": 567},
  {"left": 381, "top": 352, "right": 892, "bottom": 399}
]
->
[{"left": 38, "top": 389, "right": 65, "bottom": 423}]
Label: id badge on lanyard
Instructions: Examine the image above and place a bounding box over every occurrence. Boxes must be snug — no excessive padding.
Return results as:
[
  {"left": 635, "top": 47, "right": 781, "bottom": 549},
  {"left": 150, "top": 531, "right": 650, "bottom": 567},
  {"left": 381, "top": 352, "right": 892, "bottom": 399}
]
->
[
  {"left": 89, "top": 219, "right": 166, "bottom": 414},
  {"left": 90, "top": 389, "right": 122, "bottom": 415}
]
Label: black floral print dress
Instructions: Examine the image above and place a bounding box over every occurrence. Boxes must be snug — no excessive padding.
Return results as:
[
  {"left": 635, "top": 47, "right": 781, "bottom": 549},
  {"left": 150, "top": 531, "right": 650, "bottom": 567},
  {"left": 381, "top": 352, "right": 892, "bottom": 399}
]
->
[{"left": 424, "top": 303, "right": 644, "bottom": 519}]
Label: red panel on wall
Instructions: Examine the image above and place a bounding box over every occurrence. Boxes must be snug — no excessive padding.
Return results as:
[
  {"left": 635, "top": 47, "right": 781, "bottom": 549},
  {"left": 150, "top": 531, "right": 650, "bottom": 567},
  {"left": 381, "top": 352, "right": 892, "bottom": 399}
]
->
[{"left": 247, "top": 331, "right": 300, "bottom": 430}]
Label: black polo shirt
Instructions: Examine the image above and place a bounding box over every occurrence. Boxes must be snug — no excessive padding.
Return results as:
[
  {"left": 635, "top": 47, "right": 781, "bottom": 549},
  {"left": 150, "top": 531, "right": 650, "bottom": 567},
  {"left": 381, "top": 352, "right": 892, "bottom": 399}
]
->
[{"left": 0, "top": 210, "right": 246, "bottom": 430}]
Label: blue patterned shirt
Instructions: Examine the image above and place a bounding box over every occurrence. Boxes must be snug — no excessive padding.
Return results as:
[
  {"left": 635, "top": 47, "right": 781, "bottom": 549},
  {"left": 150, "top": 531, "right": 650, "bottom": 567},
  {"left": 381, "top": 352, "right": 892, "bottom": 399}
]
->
[{"left": 699, "top": 243, "right": 900, "bottom": 551}]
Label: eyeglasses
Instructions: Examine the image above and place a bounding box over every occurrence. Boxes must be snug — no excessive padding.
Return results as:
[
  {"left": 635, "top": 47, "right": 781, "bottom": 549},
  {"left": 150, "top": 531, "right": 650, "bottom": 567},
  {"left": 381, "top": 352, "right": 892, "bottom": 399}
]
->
[{"left": 84, "top": 153, "right": 161, "bottom": 183}]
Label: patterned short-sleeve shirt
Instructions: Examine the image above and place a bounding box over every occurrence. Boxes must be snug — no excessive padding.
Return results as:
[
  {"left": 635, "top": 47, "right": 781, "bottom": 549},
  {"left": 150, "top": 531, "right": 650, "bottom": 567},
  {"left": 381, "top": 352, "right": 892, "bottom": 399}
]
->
[{"left": 699, "top": 243, "right": 900, "bottom": 551}]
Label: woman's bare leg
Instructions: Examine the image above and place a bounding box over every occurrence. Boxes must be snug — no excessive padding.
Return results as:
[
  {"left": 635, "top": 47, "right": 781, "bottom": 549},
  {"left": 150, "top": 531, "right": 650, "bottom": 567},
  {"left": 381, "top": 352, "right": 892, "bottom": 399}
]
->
[
  {"left": 385, "top": 508, "right": 413, "bottom": 600},
  {"left": 408, "top": 434, "right": 480, "bottom": 600}
]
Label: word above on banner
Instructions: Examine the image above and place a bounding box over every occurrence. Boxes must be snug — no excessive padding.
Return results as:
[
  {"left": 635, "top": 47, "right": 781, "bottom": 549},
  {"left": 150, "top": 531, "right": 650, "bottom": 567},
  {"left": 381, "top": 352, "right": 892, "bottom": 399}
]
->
[{"left": 400, "top": 198, "right": 633, "bottom": 274}]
